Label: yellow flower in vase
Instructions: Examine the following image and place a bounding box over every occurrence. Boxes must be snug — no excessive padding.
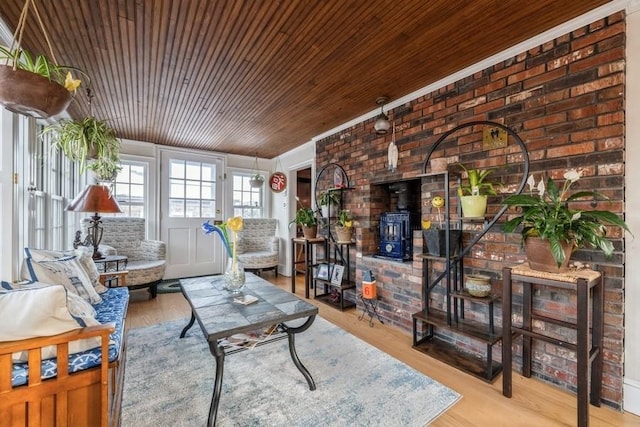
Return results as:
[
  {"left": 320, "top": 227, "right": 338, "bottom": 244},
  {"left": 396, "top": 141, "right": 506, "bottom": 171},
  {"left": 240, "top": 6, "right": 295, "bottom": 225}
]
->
[{"left": 226, "top": 216, "right": 244, "bottom": 270}]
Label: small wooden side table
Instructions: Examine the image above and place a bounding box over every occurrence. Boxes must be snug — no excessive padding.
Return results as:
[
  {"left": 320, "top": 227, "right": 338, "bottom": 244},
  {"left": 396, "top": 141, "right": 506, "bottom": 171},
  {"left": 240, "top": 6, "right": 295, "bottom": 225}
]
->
[
  {"left": 95, "top": 255, "right": 129, "bottom": 287},
  {"left": 290, "top": 237, "right": 327, "bottom": 298},
  {"left": 502, "top": 264, "right": 603, "bottom": 427}
]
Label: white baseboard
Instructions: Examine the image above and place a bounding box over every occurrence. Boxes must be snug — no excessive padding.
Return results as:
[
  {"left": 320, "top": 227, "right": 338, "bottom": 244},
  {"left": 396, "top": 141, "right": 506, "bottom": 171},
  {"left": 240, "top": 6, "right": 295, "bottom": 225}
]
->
[{"left": 624, "top": 377, "right": 640, "bottom": 415}]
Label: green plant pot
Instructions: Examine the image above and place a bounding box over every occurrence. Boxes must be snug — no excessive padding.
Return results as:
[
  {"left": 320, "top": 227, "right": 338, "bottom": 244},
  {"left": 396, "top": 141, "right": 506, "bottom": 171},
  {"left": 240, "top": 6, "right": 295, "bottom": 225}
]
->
[{"left": 460, "top": 195, "right": 487, "bottom": 218}]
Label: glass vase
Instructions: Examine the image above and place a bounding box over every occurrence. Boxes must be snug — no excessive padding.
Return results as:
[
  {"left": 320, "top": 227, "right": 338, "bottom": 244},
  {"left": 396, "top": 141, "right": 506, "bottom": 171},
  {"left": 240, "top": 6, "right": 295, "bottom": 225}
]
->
[{"left": 224, "top": 257, "right": 245, "bottom": 294}]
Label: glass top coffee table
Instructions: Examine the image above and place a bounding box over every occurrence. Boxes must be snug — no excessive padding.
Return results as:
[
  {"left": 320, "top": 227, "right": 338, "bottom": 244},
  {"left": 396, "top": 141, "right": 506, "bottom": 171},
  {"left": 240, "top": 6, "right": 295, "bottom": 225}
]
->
[{"left": 179, "top": 273, "right": 318, "bottom": 426}]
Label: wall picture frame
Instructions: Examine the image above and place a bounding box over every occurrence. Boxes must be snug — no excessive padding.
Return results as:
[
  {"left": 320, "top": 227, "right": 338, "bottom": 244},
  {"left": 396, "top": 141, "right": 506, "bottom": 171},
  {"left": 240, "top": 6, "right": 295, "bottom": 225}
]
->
[
  {"left": 331, "top": 264, "right": 344, "bottom": 285},
  {"left": 314, "top": 263, "right": 329, "bottom": 280}
]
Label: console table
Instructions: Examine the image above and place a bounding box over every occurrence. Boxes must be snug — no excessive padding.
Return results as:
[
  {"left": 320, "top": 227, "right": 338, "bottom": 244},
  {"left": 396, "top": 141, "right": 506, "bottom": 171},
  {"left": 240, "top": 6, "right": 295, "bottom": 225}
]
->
[{"left": 502, "top": 265, "right": 603, "bottom": 427}]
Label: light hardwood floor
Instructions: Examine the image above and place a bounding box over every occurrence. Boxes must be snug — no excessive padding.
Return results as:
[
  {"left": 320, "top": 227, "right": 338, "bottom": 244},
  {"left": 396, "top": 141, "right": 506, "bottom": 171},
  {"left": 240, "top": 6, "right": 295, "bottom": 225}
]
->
[{"left": 126, "top": 275, "right": 640, "bottom": 426}]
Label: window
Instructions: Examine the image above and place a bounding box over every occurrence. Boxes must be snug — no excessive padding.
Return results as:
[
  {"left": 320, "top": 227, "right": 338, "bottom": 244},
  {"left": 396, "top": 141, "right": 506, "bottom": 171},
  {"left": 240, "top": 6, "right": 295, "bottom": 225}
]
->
[
  {"left": 168, "top": 159, "right": 216, "bottom": 218},
  {"left": 232, "top": 172, "right": 264, "bottom": 218},
  {"left": 113, "top": 161, "right": 146, "bottom": 217}
]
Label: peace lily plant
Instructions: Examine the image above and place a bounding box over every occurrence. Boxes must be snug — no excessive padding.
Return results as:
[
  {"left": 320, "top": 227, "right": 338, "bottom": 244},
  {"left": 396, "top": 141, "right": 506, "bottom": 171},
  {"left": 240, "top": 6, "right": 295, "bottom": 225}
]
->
[{"left": 503, "top": 169, "right": 631, "bottom": 267}]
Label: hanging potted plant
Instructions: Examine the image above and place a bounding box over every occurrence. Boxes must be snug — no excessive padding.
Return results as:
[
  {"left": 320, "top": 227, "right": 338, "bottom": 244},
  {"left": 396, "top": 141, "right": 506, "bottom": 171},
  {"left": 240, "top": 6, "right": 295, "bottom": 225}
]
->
[
  {"left": 42, "top": 116, "right": 121, "bottom": 179},
  {"left": 457, "top": 164, "right": 500, "bottom": 218},
  {"left": 0, "top": 1, "right": 86, "bottom": 119},
  {"left": 0, "top": 46, "right": 84, "bottom": 119},
  {"left": 503, "top": 169, "right": 631, "bottom": 272},
  {"left": 335, "top": 210, "right": 355, "bottom": 243},
  {"left": 249, "top": 154, "right": 265, "bottom": 188}
]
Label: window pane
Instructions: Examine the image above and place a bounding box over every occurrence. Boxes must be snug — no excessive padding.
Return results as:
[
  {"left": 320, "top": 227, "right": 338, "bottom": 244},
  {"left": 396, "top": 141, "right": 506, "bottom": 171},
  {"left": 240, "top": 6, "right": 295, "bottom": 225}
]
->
[
  {"left": 169, "top": 199, "right": 184, "bottom": 217},
  {"left": 185, "top": 199, "right": 200, "bottom": 217},
  {"left": 201, "top": 182, "right": 213, "bottom": 199},
  {"left": 202, "top": 200, "right": 215, "bottom": 217},
  {"left": 185, "top": 162, "right": 200, "bottom": 180},
  {"left": 202, "top": 164, "right": 216, "bottom": 182},
  {"left": 170, "top": 160, "right": 185, "bottom": 178},
  {"left": 185, "top": 181, "right": 200, "bottom": 198},
  {"left": 170, "top": 179, "right": 184, "bottom": 198}
]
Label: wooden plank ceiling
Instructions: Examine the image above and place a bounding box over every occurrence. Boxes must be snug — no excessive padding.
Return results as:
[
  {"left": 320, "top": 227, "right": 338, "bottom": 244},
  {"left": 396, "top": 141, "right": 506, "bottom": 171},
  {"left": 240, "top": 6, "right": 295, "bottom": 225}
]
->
[{"left": 0, "top": 0, "right": 611, "bottom": 158}]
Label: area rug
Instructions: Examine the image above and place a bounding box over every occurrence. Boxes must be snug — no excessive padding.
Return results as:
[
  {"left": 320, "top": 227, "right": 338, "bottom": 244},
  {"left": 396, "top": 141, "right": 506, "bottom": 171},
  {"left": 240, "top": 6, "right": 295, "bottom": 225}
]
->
[
  {"left": 121, "top": 317, "right": 461, "bottom": 426},
  {"left": 155, "top": 279, "right": 181, "bottom": 294}
]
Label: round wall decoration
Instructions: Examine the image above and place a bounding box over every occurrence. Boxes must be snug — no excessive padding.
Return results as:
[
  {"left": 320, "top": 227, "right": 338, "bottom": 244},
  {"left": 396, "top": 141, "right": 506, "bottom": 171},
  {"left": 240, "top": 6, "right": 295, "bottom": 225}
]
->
[{"left": 269, "top": 171, "right": 287, "bottom": 193}]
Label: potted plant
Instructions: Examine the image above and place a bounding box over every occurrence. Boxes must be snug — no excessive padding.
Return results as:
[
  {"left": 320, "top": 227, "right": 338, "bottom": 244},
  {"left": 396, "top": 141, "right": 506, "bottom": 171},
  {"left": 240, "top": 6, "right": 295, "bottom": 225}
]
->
[
  {"left": 422, "top": 195, "right": 461, "bottom": 257},
  {"left": 0, "top": 45, "right": 85, "bottom": 119},
  {"left": 335, "top": 210, "right": 355, "bottom": 243},
  {"left": 42, "top": 116, "right": 121, "bottom": 181},
  {"left": 457, "top": 164, "right": 499, "bottom": 218},
  {"left": 319, "top": 190, "right": 340, "bottom": 218},
  {"left": 249, "top": 174, "right": 265, "bottom": 188},
  {"left": 503, "top": 169, "right": 631, "bottom": 272},
  {"left": 290, "top": 198, "right": 319, "bottom": 239}
]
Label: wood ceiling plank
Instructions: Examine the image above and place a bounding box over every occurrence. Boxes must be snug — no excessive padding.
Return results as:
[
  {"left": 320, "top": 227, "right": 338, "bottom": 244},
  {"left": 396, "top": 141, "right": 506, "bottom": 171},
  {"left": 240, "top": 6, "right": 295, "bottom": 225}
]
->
[{"left": 0, "top": 0, "right": 612, "bottom": 157}]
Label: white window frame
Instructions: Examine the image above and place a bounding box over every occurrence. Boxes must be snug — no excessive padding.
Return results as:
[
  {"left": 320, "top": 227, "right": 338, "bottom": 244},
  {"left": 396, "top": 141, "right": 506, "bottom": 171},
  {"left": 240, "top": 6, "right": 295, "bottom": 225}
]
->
[{"left": 227, "top": 167, "right": 269, "bottom": 218}]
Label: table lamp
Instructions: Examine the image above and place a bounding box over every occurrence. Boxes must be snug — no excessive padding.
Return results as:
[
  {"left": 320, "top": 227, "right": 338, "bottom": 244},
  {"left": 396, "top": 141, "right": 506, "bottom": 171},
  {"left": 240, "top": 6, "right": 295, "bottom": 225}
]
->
[{"left": 68, "top": 184, "right": 123, "bottom": 259}]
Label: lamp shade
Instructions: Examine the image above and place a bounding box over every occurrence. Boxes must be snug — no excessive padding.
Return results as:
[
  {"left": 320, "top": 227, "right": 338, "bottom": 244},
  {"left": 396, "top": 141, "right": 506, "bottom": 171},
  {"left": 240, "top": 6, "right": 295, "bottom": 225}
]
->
[
  {"left": 374, "top": 113, "right": 391, "bottom": 134},
  {"left": 67, "top": 184, "right": 123, "bottom": 213}
]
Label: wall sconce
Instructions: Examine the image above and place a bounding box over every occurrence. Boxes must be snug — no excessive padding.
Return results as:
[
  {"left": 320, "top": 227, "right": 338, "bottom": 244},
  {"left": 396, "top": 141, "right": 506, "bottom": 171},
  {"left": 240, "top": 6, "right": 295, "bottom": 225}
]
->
[
  {"left": 68, "top": 184, "right": 123, "bottom": 259},
  {"left": 374, "top": 96, "right": 391, "bottom": 134}
]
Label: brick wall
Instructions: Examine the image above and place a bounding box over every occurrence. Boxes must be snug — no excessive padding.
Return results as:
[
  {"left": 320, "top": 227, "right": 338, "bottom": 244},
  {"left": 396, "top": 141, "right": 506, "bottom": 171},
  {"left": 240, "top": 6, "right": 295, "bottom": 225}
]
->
[{"left": 315, "top": 12, "right": 626, "bottom": 408}]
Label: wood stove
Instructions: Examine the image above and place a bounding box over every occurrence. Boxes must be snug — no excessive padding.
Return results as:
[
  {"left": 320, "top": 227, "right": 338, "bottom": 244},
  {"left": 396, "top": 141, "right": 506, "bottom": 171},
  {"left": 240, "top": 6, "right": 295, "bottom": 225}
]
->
[{"left": 377, "top": 211, "right": 420, "bottom": 261}]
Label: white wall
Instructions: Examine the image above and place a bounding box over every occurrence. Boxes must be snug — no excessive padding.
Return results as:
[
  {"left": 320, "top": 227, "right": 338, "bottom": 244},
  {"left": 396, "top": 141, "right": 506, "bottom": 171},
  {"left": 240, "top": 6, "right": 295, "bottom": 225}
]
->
[
  {"left": 624, "top": 0, "right": 640, "bottom": 416},
  {"left": 269, "top": 141, "right": 315, "bottom": 276}
]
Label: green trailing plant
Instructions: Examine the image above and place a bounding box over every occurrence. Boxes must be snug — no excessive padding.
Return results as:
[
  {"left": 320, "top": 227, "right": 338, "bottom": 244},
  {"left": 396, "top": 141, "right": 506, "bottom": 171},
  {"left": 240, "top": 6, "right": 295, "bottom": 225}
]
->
[
  {"left": 42, "top": 116, "right": 121, "bottom": 180},
  {"left": 457, "top": 164, "right": 499, "bottom": 197},
  {"left": 0, "top": 45, "right": 85, "bottom": 92},
  {"left": 503, "top": 169, "right": 631, "bottom": 266}
]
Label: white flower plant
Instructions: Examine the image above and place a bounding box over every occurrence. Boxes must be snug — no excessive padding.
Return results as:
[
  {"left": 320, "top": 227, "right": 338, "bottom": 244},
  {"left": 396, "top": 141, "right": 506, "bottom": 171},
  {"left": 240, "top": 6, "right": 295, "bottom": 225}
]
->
[{"left": 502, "top": 169, "right": 631, "bottom": 266}]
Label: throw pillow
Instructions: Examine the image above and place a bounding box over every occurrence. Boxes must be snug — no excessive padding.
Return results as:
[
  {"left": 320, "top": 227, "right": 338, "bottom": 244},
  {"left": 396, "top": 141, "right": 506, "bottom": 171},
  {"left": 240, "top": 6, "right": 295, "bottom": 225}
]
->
[
  {"left": 23, "top": 256, "right": 103, "bottom": 304},
  {"left": 74, "top": 249, "right": 109, "bottom": 294},
  {"left": 23, "top": 247, "right": 109, "bottom": 295},
  {"left": 0, "top": 284, "right": 101, "bottom": 361}
]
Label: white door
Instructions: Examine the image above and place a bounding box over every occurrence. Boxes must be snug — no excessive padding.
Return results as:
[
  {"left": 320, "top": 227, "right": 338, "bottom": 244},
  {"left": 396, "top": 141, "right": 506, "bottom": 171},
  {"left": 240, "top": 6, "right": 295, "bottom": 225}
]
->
[{"left": 160, "top": 150, "right": 224, "bottom": 279}]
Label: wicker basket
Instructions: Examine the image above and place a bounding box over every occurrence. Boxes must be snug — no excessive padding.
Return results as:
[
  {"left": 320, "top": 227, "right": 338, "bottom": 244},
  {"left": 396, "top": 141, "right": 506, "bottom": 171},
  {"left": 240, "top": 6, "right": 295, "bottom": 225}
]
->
[{"left": 335, "top": 226, "right": 353, "bottom": 243}]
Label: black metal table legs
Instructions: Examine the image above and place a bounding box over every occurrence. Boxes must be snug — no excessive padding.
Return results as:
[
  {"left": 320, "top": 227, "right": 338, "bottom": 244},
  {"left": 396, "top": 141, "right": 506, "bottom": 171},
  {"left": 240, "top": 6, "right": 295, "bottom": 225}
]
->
[{"left": 280, "top": 315, "right": 317, "bottom": 391}]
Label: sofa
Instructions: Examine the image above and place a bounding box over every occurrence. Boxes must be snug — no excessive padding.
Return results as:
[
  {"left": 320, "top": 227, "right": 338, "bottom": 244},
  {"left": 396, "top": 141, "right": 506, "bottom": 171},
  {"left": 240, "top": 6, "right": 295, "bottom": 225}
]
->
[
  {"left": 1, "top": 249, "right": 129, "bottom": 427},
  {"left": 82, "top": 217, "right": 166, "bottom": 298},
  {"left": 236, "top": 218, "right": 279, "bottom": 276}
]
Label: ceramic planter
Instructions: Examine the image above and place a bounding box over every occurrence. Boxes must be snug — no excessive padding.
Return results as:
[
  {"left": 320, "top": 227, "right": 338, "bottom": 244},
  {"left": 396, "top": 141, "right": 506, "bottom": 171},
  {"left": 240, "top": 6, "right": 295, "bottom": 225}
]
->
[
  {"left": 460, "top": 195, "right": 487, "bottom": 218},
  {"left": 302, "top": 225, "right": 317, "bottom": 239},
  {"left": 0, "top": 65, "right": 72, "bottom": 119}
]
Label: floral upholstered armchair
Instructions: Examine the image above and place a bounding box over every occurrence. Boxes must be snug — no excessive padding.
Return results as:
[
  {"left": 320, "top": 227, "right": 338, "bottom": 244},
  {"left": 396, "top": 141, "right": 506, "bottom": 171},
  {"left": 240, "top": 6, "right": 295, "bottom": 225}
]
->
[
  {"left": 236, "top": 218, "right": 280, "bottom": 276},
  {"left": 81, "top": 217, "right": 166, "bottom": 298}
]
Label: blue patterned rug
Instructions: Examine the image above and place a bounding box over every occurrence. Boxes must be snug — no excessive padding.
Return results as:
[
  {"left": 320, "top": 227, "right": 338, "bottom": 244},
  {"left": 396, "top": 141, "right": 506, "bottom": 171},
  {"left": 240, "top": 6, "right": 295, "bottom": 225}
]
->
[{"left": 121, "top": 317, "right": 460, "bottom": 426}]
